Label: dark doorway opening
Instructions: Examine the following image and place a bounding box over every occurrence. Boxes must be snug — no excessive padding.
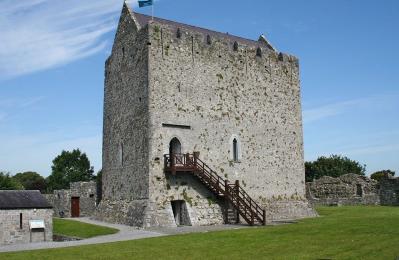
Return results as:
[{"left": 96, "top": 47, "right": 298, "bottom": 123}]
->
[
  {"left": 71, "top": 197, "right": 80, "bottom": 217},
  {"left": 171, "top": 200, "right": 191, "bottom": 226},
  {"left": 169, "top": 137, "right": 182, "bottom": 154},
  {"left": 356, "top": 184, "right": 363, "bottom": 197}
]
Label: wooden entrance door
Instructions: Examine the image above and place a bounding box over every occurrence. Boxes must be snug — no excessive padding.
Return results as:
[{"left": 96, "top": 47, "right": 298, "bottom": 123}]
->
[{"left": 71, "top": 197, "right": 80, "bottom": 217}]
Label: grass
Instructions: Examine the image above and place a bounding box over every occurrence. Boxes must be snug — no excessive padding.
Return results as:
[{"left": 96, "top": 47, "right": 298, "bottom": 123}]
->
[
  {"left": 53, "top": 218, "right": 118, "bottom": 239},
  {"left": 2, "top": 206, "right": 399, "bottom": 259}
]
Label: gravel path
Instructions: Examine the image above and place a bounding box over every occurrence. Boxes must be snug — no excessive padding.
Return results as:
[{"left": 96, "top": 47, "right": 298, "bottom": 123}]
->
[
  {"left": 0, "top": 218, "right": 164, "bottom": 253},
  {"left": 0, "top": 218, "right": 261, "bottom": 253}
]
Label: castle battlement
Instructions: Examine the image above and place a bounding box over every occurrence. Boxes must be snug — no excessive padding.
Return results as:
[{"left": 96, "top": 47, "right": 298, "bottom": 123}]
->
[{"left": 132, "top": 12, "right": 299, "bottom": 68}]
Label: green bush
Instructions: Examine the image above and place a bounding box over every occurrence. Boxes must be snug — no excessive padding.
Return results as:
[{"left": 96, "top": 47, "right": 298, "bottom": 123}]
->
[
  {"left": 305, "top": 155, "right": 366, "bottom": 182},
  {"left": 370, "top": 170, "right": 395, "bottom": 182}
]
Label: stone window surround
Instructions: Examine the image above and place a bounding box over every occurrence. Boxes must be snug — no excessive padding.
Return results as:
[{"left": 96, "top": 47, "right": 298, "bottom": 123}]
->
[{"left": 229, "top": 134, "right": 242, "bottom": 162}]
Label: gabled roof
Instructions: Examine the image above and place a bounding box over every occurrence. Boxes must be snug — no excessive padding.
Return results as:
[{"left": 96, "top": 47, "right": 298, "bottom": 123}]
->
[
  {"left": 132, "top": 12, "right": 276, "bottom": 51},
  {"left": 0, "top": 190, "right": 52, "bottom": 210}
]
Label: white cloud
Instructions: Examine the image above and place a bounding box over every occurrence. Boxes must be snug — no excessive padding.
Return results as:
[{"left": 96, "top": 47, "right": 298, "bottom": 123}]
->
[
  {"left": 303, "top": 93, "right": 398, "bottom": 123},
  {"left": 0, "top": 0, "right": 138, "bottom": 79},
  {"left": 303, "top": 99, "right": 361, "bottom": 123}
]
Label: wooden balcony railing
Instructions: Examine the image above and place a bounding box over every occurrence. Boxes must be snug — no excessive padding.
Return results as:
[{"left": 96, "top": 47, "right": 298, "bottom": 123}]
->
[{"left": 164, "top": 153, "right": 266, "bottom": 226}]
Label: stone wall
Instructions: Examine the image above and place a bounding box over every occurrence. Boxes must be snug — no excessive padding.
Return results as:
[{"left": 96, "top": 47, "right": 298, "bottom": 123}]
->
[
  {"left": 96, "top": 4, "right": 316, "bottom": 227},
  {"left": 46, "top": 181, "right": 97, "bottom": 217},
  {"left": 146, "top": 13, "right": 315, "bottom": 224},
  {"left": 306, "top": 174, "right": 380, "bottom": 206},
  {"left": 45, "top": 190, "right": 70, "bottom": 217},
  {"left": 0, "top": 209, "right": 53, "bottom": 245},
  {"left": 379, "top": 176, "right": 399, "bottom": 206},
  {"left": 95, "top": 4, "right": 151, "bottom": 226}
]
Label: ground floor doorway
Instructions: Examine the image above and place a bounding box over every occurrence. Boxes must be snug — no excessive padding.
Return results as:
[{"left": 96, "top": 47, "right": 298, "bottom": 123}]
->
[
  {"left": 171, "top": 200, "right": 191, "bottom": 226},
  {"left": 71, "top": 197, "right": 80, "bottom": 217}
]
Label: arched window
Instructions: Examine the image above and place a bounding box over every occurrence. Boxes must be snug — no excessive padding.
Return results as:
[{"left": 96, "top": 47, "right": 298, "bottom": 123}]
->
[
  {"left": 118, "top": 142, "right": 123, "bottom": 166},
  {"left": 233, "top": 138, "right": 238, "bottom": 162}
]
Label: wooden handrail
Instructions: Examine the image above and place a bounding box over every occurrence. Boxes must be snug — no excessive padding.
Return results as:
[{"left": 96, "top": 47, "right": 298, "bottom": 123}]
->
[{"left": 164, "top": 153, "right": 266, "bottom": 226}]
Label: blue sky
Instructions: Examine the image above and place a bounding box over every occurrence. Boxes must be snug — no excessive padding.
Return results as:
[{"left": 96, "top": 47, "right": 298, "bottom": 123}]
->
[{"left": 0, "top": 0, "right": 398, "bottom": 176}]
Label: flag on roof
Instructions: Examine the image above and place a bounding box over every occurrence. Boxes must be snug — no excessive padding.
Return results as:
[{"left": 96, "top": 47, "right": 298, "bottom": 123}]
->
[{"left": 138, "top": 0, "right": 153, "bottom": 7}]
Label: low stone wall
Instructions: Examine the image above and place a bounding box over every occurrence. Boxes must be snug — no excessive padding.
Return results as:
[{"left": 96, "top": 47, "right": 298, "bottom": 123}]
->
[
  {"left": 306, "top": 174, "right": 380, "bottom": 206},
  {"left": 0, "top": 209, "right": 53, "bottom": 245},
  {"left": 45, "top": 190, "right": 71, "bottom": 217},
  {"left": 379, "top": 176, "right": 399, "bottom": 206},
  {"left": 262, "top": 200, "right": 317, "bottom": 222}
]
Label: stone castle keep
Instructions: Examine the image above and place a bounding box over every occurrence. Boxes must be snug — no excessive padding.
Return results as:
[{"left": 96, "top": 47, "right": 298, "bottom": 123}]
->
[{"left": 95, "top": 3, "right": 316, "bottom": 227}]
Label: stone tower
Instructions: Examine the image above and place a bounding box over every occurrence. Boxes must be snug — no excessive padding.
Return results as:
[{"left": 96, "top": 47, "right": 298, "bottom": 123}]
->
[{"left": 95, "top": 3, "right": 316, "bottom": 227}]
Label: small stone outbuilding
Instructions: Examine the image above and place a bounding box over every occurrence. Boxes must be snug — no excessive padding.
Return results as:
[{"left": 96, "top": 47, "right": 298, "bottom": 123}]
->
[
  {"left": 306, "top": 173, "right": 380, "bottom": 206},
  {"left": 0, "top": 190, "right": 53, "bottom": 245},
  {"left": 45, "top": 181, "right": 97, "bottom": 218}
]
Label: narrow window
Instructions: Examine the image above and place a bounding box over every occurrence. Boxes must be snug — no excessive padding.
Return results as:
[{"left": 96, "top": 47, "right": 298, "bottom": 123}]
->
[
  {"left": 19, "top": 213, "right": 22, "bottom": 229},
  {"left": 176, "top": 28, "right": 181, "bottom": 38},
  {"left": 233, "top": 138, "right": 238, "bottom": 162},
  {"left": 206, "top": 35, "right": 212, "bottom": 45},
  {"left": 233, "top": 41, "right": 238, "bottom": 51},
  {"left": 256, "top": 47, "right": 262, "bottom": 57},
  {"left": 278, "top": 52, "right": 284, "bottom": 61},
  {"left": 118, "top": 142, "right": 123, "bottom": 166}
]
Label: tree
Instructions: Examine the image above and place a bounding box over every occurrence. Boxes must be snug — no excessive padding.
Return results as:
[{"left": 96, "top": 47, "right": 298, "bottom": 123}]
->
[
  {"left": 0, "top": 172, "right": 23, "bottom": 190},
  {"left": 370, "top": 170, "right": 395, "bottom": 182},
  {"left": 13, "top": 171, "right": 46, "bottom": 192},
  {"left": 305, "top": 155, "right": 366, "bottom": 182},
  {"left": 46, "top": 149, "right": 94, "bottom": 192}
]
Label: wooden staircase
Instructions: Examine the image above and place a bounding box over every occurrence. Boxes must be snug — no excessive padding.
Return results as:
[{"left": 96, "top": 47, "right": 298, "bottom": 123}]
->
[{"left": 164, "top": 153, "right": 266, "bottom": 226}]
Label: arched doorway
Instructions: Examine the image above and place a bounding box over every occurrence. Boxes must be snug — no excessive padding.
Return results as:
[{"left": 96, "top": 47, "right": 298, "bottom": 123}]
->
[{"left": 169, "top": 137, "right": 182, "bottom": 155}]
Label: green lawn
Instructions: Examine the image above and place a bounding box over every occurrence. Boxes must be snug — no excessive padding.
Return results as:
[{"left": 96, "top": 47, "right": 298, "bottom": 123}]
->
[
  {"left": 53, "top": 218, "right": 118, "bottom": 239},
  {"left": 2, "top": 206, "right": 399, "bottom": 260}
]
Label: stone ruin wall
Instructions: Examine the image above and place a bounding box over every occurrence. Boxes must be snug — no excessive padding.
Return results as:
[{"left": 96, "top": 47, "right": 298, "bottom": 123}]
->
[
  {"left": 45, "top": 190, "right": 71, "bottom": 217},
  {"left": 306, "top": 173, "right": 399, "bottom": 206},
  {"left": 379, "top": 176, "right": 399, "bottom": 206}
]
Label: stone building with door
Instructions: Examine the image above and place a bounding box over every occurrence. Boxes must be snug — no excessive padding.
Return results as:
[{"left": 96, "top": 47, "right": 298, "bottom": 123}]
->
[
  {"left": 0, "top": 190, "right": 53, "bottom": 245},
  {"left": 45, "top": 181, "right": 97, "bottom": 218},
  {"left": 95, "top": 3, "right": 316, "bottom": 227}
]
